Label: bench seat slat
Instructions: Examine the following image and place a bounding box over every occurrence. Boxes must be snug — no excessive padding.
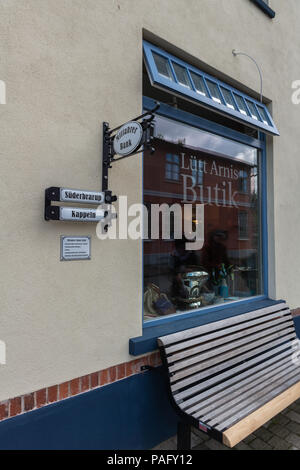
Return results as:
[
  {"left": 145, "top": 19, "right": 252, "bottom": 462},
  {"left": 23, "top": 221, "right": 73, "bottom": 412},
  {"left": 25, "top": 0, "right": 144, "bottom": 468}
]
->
[
  {"left": 195, "top": 361, "right": 298, "bottom": 421},
  {"left": 170, "top": 331, "right": 296, "bottom": 383},
  {"left": 165, "top": 308, "right": 290, "bottom": 355},
  {"left": 215, "top": 371, "right": 300, "bottom": 431},
  {"left": 178, "top": 349, "right": 293, "bottom": 411},
  {"left": 171, "top": 341, "right": 294, "bottom": 393},
  {"left": 222, "top": 382, "right": 300, "bottom": 447},
  {"left": 169, "top": 326, "right": 295, "bottom": 374},
  {"left": 158, "top": 302, "right": 288, "bottom": 347},
  {"left": 210, "top": 368, "right": 300, "bottom": 427},
  {"left": 168, "top": 316, "right": 292, "bottom": 364},
  {"left": 184, "top": 356, "right": 292, "bottom": 415}
]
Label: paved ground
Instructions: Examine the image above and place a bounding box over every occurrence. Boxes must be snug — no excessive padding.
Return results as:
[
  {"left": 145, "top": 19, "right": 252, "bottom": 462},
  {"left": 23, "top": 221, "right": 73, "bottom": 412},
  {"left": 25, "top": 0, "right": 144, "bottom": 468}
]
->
[{"left": 153, "top": 399, "right": 300, "bottom": 450}]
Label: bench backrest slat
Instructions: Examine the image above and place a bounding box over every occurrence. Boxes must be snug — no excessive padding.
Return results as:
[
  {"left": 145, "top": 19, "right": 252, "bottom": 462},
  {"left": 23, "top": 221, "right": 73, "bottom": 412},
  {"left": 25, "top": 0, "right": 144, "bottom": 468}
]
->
[
  {"left": 165, "top": 308, "right": 290, "bottom": 355},
  {"left": 170, "top": 331, "right": 296, "bottom": 383},
  {"left": 169, "top": 325, "right": 294, "bottom": 374},
  {"left": 169, "top": 315, "right": 292, "bottom": 363},
  {"left": 158, "top": 302, "right": 288, "bottom": 347},
  {"left": 158, "top": 303, "right": 297, "bottom": 388},
  {"left": 171, "top": 340, "right": 294, "bottom": 393}
]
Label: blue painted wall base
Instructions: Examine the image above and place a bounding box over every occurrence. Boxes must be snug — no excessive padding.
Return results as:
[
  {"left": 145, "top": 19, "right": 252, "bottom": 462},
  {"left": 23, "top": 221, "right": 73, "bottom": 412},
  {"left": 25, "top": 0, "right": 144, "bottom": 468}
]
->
[{"left": 0, "top": 368, "right": 177, "bottom": 450}]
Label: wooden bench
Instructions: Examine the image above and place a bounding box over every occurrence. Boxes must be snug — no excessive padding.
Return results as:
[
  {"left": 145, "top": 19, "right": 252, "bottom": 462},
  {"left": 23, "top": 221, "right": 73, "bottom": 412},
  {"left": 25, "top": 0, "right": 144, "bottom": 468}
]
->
[{"left": 157, "top": 302, "right": 300, "bottom": 449}]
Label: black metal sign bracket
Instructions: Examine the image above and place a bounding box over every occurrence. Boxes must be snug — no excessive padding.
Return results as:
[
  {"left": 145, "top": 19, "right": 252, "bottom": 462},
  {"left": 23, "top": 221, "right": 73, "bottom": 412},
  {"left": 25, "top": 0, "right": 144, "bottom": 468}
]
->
[
  {"left": 102, "top": 102, "right": 159, "bottom": 192},
  {"left": 44, "top": 187, "right": 115, "bottom": 221},
  {"left": 44, "top": 102, "right": 159, "bottom": 223}
]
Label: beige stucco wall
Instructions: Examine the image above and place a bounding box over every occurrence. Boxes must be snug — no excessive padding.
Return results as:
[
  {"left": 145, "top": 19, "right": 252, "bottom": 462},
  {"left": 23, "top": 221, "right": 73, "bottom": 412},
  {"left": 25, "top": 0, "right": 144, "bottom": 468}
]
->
[{"left": 0, "top": 0, "right": 299, "bottom": 402}]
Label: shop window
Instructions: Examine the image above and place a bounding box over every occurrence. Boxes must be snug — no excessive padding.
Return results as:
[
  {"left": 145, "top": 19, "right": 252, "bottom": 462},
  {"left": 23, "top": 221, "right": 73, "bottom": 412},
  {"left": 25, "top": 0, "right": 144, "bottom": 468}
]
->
[
  {"left": 143, "top": 41, "right": 279, "bottom": 135},
  {"left": 143, "top": 113, "right": 263, "bottom": 321}
]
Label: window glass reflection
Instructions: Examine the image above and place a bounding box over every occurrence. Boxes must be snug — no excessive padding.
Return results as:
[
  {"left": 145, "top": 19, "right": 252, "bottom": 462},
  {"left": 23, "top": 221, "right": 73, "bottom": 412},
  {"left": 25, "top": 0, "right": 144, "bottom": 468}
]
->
[{"left": 143, "top": 116, "right": 261, "bottom": 321}]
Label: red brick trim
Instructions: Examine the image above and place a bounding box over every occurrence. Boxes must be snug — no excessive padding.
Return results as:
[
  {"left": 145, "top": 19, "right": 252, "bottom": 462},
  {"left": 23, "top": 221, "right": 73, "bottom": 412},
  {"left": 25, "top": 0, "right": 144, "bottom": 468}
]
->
[{"left": 0, "top": 352, "right": 162, "bottom": 423}]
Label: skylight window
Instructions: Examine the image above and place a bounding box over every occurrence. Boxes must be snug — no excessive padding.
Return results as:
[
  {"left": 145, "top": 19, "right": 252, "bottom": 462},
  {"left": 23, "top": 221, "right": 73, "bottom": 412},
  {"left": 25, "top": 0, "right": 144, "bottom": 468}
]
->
[
  {"left": 257, "top": 105, "right": 272, "bottom": 125},
  {"left": 246, "top": 100, "right": 261, "bottom": 121},
  {"left": 143, "top": 41, "right": 279, "bottom": 136},
  {"left": 206, "top": 80, "right": 223, "bottom": 104},
  {"left": 220, "top": 87, "right": 236, "bottom": 110},
  {"left": 152, "top": 52, "right": 174, "bottom": 81},
  {"left": 234, "top": 94, "right": 249, "bottom": 116},
  {"left": 189, "top": 72, "right": 208, "bottom": 96},
  {"left": 172, "top": 62, "right": 191, "bottom": 88}
]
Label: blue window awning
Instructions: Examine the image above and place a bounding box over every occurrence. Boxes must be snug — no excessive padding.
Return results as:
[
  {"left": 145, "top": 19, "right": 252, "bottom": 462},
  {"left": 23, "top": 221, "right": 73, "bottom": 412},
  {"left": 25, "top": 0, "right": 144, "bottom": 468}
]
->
[{"left": 143, "top": 41, "right": 279, "bottom": 136}]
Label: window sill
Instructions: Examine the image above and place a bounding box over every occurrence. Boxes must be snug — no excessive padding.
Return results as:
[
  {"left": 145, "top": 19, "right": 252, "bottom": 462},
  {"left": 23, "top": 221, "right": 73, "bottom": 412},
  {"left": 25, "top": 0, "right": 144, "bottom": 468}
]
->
[{"left": 129, "top": 297, "right": 283, "bottom": 356}]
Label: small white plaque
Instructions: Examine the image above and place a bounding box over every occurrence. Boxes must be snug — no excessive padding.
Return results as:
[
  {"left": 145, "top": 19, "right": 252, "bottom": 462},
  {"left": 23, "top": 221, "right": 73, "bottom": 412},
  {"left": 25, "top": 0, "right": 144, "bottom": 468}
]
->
[{"left": 60, "top": 236, "right": 91, "bottom": 261}]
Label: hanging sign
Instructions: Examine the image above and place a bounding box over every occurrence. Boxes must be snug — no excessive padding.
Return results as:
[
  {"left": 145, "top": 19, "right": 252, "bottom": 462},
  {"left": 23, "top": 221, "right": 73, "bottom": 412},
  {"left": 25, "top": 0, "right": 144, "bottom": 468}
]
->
[
  {"left": 45, "top": 187, "right": 105, "bottom": 204},
  {"left": 59, "top": 207, "right": 105, "bottom": 222},
  {"left": 45, "top": 205, "right": 106, "bottom": 222},
  {"left": 113, "top": 121, "right": 143, "bottom": 157},
  {"left": 60, "top": 188, "right": 104, "bottom": 204},
  {"left": 44, "top": 187, "right": 116, "bottom": 222}
]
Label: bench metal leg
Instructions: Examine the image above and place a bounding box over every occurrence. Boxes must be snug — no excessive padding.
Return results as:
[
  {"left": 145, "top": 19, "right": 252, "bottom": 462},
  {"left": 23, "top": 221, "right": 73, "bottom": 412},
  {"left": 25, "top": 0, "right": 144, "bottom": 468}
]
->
[{"left": 177, "top": 421, "right": 191, "bottom": 450}]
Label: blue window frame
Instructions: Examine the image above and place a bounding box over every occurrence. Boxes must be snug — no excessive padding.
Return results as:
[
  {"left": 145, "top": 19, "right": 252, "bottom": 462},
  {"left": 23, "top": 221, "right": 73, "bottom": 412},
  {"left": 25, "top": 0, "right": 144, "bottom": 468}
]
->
[
  {"left": 129, "top": 96, "right": 270, "bottom": 356},
  {"left": 143, "top": 41, "right": 279, "bottom": 136}
]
